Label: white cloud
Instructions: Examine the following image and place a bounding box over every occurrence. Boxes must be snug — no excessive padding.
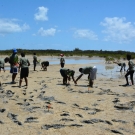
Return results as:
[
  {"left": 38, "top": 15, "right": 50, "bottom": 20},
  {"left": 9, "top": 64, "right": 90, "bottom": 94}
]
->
[
  {"left": 0, "top": 19, "right": 30, "bottom": 35},
  {"left": 73, "top": 29, "right": 98, "bottom": 40},
  {"left": 100, "top": 17, "right": 135, "bottom": 43},
  {"left": 32, "top": 33, "right": 36, "bottom": 36},
  {"left": 34, "top": 6, "right": 48, "bottom": 21},
  {"left": 38, "top": 27, "right": 56, "bottom": 36}
]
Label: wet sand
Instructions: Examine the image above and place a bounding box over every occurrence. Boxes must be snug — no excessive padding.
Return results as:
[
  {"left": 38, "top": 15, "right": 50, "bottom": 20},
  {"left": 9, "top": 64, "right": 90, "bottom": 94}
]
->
[{"left": 0, "top": 56, "right": 135, "bottom": 135}]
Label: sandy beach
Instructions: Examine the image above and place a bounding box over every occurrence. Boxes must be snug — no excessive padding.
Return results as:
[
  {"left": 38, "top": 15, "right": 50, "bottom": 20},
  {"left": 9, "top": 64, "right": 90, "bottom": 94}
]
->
[{"left": 0, "top": 55, "right": 135, "bottom": 135}]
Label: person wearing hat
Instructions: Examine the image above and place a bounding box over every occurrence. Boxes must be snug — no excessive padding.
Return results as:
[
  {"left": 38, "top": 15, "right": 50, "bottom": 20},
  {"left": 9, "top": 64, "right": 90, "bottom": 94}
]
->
[
  {"left": 60, "top": 54, "right": 65, "bottom": 68},
  {"left": 75, "top": 66, "right": 97, "bottom": 87},
  {"left": 9, "top": 49, "right": 19, "bottom": 84},
  {"left": 0, "top": 57, "right": 9, "bottom": 87}
]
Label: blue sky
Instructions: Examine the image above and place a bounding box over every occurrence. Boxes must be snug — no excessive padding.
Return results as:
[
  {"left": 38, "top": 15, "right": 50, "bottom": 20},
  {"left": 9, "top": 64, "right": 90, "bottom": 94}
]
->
[{"left": 0, "top": 0, "right": 135, "bottom": 52}]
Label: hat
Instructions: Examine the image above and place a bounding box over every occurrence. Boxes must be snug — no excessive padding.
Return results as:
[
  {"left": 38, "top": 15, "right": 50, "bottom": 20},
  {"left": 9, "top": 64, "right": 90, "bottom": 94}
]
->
[
  {"left": 60, "top": 54, "right": 64, "bottom": 56},
  {"left": 13, "top": 48, "right": 17, "bottom": 53}
]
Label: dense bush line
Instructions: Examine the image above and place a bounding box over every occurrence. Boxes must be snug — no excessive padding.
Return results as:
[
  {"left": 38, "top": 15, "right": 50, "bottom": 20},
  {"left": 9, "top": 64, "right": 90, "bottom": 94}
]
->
[{"left": 0, "top": 48, "right": 135, "bottom": 60}]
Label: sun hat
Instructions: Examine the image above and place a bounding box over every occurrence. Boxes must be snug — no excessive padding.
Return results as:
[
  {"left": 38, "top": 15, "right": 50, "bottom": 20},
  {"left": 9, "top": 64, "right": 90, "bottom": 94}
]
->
[
  {"left": 13, "top": 48, "right": 17, "bottom": 53},
  {"left": 60, "top": 54, "right": 64, "bottom": 56}
]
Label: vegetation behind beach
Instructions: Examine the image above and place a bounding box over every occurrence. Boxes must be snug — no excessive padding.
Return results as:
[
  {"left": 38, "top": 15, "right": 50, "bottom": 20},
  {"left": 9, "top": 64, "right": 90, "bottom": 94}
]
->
[{"left": 0, "top": 48, "right": 135, "bottom": 60}]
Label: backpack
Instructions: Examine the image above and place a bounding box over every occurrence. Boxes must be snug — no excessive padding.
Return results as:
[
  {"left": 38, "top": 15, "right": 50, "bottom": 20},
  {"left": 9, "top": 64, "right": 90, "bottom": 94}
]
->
[{"left": 9, "top": 54, "right": 18, "bottom": 65}]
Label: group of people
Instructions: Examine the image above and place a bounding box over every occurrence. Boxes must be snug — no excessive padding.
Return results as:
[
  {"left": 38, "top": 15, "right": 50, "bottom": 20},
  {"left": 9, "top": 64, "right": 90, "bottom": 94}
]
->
[
  {"left": 1, "top": 49, "right": 30, "bottom": 88},
  {"left": 113, "top": 54, "right": 135, "bottom": 86},
  {"left": 59, "top": 54, "right": 97, "bottom": 87},
  {"left": 60, "top": 54, "right": 135, "bottom": 87},
  {"left": 0, "top": 49, "right": 50, "bottom": 88},
  {"left": 0, "top": 49, "right": 135, "bottom": 88},
  {"left": 33, "top": 53, "right": 49, "bottom": 71},
  {"left": 60, "top": 66, "right": 97, "bottom": 87}
]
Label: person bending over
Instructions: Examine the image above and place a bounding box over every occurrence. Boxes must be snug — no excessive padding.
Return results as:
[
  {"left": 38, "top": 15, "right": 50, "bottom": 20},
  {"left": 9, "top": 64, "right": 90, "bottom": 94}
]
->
[
  {"left": 0, "top": 57, "right": 9, "bottom": 72},
  {"left": 113, "top": 61, "right": 126, "bottom": 72},
  {"left": 60, "top": 68, "right": 76, "bottom": 85},
  {"left": 75, "top": 66, "right": 97, "bottom": 87},
  {"left": 41, "top": 61, "right": 49, "bottom": 71},
  {"left": 0, "top": 57, "right": 9, "bottom": 87}
]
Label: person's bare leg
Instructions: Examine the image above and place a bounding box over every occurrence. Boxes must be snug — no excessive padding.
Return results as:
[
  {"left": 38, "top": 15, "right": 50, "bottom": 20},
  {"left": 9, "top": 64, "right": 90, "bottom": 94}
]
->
[
  {"left": 89, "top": 79, "right": 94, "bottom": 87},
  {"left": 19, "top": 78, "right": 22, "bottom": 87},
  {"left": 12, "top": 73, "right": 17, "bottom": 83},
  {"left": 24, "top": 77, "right": 28, "bottom": 86},
  {"left": 34, "top": 65, "right": 36, "bottom": 71},
  {"left": 63, "top": 77, "right": 67, "bottom": 84}
]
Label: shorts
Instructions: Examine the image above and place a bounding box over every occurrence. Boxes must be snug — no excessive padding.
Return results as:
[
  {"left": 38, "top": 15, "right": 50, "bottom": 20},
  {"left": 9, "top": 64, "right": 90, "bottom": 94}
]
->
[
  {"left": 60, "top": 69, "right": 67, "bottom": 78},
  {"left": 89, "top": 66, "right": 97, "bottom": 80},
  {"left": 10, "top": 67, "right": 18, "bottom": 74},
  {"left": 33, "top": 61, "right": 37, "bottom": 66},
  {"left": 61, "top": 63, "right": 64, "bottom": 68},
  {"left": 20, "top": 68, "right": 29, "bottom": 78}
]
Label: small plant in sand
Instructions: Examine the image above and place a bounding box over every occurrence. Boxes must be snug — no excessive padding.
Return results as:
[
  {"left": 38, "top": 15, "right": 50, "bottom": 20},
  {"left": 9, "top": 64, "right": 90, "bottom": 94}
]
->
[
  {"left": 37, "top": 59, "right": 41, "bottom": 64},
  {"left": 46, "top": 100, "right": 53, "bottom": 112}
]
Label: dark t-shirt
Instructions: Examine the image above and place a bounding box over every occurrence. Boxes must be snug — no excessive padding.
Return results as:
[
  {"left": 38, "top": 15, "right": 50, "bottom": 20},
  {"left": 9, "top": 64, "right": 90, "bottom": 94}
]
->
[
  {"left": 81, "top": 67, "right": 93, "bottom": 74},
  {"left": 61, "top": 68, "right": 75, "bottom": 76},
  {"left": 41, "top": 61, "right": 49, "bottom": 66}
]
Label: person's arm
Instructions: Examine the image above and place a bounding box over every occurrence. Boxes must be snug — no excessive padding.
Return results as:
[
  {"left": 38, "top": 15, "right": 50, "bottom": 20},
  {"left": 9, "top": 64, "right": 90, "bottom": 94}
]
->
[
  {"left": 113, "top": 61, "right": 118, "bottom": 64},
  {"left": 18, "top": 63, "right": 21, "bottom": 72},
  {"left": 27, "top": 59, "right": 30, "bottom": 66},
  {"left": 75, "top": 74, "right": 83, "bottom": 84},
  {"left": 71, "top": 75, "right": 76, "bottom": 84},
  {"left": 18, "top": 58, "right": 22, "bottom": 72},
  {"left": 35, "top": 56, "right": 38, "bottom": 62}
]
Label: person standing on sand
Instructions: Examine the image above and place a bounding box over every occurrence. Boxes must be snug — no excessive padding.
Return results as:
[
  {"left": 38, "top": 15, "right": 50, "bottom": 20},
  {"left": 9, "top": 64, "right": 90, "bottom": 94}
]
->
[
  {"left": 33, "top": 53, "right": 38, "bottom": 71},
  {"left": 9, "top": 49, "right": 19, "bottom": 84},
  {"left": 41, "top": 61, "right": 49, "bottom": 71},
  {"left": 60, "top": 54, "right": 65, "bottom": 68},
  {"left": 124, "top": 54, "right": 134, "bottom": 86},
  {"left": 113, "top": 61, "right": 126, "bottom": 72},
  {"left": 60, "top": 68, "right": 76, "bottom": 85},
  {"left": 19, "top": 52, "right": 30, "bottom": 88},
  {"left": 0, "top": 57, "right": 9, "bottom": 87},
  {"left": 75, "top": 66, "right": 97, "bottom": 87}
]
